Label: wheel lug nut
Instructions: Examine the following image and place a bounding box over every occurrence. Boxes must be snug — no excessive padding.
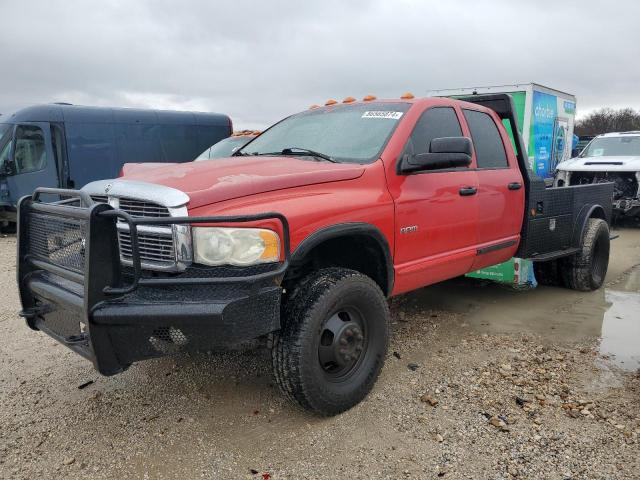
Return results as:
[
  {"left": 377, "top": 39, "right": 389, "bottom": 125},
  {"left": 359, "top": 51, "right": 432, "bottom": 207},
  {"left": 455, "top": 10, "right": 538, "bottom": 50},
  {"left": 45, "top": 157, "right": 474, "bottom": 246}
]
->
[
  {"left": 339, "top": 338, "right": 348, "bottom": 345},
  {"left": 345, "top": 329, "right": 353, "bottom": 337}
]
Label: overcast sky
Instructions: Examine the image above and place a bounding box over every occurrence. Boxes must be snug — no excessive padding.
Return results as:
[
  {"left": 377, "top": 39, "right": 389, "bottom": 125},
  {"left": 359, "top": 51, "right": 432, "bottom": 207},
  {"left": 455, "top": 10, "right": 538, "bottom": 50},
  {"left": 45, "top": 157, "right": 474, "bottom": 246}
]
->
[{"left": 1, "top": 0, "right": 638, "bottom": 128}]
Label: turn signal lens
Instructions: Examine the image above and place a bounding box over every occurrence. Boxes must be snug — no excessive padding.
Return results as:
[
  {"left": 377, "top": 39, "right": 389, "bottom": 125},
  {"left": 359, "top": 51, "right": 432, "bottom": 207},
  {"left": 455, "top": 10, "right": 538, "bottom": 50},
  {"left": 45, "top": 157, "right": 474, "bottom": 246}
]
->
[{"left": 363, "top": 94, "right": 377, "bottom": 101}]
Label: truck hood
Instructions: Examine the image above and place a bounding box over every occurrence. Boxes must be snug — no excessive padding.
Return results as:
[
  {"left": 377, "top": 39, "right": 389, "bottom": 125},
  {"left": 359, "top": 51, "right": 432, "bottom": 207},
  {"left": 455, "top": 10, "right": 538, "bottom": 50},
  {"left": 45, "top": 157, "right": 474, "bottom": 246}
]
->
[
  {"left": 557, "top": 155, "right": 640, "bottom": 172},
  {"left": 103, "top": 156, "right": 366, "bottom": 209}
]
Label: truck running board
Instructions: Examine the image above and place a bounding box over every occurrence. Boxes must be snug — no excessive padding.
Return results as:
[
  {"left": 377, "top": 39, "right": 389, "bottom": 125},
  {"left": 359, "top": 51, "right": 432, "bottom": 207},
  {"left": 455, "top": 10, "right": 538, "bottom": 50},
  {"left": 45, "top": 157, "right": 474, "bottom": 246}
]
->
[{"left": 528, "top": 248, "right": 580, "bottom": 262}]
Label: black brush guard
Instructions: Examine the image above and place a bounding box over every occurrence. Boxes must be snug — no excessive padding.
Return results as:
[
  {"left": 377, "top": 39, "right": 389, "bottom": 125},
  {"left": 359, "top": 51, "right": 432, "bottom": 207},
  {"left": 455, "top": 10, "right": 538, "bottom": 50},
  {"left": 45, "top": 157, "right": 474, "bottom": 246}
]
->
[{"left": 17, "top": 188, "right": 290, "bottom": 375}]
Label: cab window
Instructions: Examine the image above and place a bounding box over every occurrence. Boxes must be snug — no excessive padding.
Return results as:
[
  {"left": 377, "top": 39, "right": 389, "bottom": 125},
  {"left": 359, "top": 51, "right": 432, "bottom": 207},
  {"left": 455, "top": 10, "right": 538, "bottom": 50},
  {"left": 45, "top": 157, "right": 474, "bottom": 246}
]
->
[
  {"left": 13, "top": 125, "right": 47, "bottom": 174},
  {"left": 403, "top": 107, "right": 463, "bottom": 157},
  {"left": 463, "top": 109, "right": 508, "bottom": 169}
]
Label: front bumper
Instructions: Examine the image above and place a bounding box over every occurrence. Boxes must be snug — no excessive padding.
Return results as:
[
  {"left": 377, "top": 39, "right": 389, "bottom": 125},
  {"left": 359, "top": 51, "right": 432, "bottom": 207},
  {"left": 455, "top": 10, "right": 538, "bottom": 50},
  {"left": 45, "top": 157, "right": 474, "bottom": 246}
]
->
[
  {"left": 613, "top": 197, "right": 640, "bottom": 216},
  {"left": 17, "top": 188, "right": 290, "bottom": 375}
]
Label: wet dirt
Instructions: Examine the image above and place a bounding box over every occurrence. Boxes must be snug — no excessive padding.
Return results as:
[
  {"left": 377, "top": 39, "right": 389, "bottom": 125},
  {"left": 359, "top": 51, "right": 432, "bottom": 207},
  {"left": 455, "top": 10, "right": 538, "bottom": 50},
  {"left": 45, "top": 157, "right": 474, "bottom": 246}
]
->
[{"left": 399, "top": 226, "right": 640, "bottom": 371}]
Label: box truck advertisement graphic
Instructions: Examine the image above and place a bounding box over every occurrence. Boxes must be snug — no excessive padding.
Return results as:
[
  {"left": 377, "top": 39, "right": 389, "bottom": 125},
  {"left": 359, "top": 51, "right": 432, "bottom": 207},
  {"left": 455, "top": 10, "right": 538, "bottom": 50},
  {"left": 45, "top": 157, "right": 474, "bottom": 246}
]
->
[{"left": 428, "top": 83, "right": 577, "bottom": 286}]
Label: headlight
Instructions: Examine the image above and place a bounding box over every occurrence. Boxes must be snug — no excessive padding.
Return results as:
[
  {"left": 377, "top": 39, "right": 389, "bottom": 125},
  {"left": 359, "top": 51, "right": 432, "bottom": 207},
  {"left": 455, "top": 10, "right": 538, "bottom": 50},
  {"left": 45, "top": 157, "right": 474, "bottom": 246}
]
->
[{"left": 192, "top": 227, "right": 280, "bottom": 266}]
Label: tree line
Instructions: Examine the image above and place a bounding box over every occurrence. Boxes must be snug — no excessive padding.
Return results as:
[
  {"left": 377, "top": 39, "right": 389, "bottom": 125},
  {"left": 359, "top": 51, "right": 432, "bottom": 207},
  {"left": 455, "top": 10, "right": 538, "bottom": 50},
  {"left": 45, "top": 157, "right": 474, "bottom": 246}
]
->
[{"left": 575, "top": 108, "right": 640, "bottom": 136}]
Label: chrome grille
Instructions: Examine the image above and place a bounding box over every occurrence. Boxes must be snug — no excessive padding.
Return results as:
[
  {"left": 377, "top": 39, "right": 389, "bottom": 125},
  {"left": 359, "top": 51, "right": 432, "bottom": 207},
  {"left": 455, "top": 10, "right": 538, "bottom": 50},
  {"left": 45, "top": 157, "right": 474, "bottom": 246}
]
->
[
  {"left": 90, "top": 195, "right": 108, "bottom": 204},
  {"left": 118, "top": 228, "right": 174, "bottom": 263},
  {"left": 118, "top": 198, "right": 171, "bottom": 218},
  {"left": 90, "top": 195, "right": 177, "bottom": 269}
]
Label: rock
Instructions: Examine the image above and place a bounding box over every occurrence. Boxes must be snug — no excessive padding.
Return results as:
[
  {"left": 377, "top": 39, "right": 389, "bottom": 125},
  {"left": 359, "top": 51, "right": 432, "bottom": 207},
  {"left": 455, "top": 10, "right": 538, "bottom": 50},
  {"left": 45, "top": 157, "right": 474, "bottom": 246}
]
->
[
  {"left": 489, "top": 416, "right": 510, "bottom": 431},
  {"left": 407, "top": 363, "right": 420, "bottom": 371},
  {"left": 62, "top": 457, "right": 75, "bottom": 466},
  {"left": 580, "top": 409, "right": 590, "bottom": 416},
  {"left": 88, "top": 391, "right": 102, "bottom": 401},
  {"left": 435, "top": 433, "right": 444, "bottom": 443},
  {"left": 420, "top": 394, "right": 438, "bottom": 407}
]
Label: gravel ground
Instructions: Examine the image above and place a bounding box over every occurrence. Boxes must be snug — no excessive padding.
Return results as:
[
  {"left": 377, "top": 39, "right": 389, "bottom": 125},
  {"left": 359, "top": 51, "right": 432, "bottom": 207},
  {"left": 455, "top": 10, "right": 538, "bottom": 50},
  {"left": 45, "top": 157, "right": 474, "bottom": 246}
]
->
[{"left": 1, "top": 229, "right": 639, "bottom": 479}]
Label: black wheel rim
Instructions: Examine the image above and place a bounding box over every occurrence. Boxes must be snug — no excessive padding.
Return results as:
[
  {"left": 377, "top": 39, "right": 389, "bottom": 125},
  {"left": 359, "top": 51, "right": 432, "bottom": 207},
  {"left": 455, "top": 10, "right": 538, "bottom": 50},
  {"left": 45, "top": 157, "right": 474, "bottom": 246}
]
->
[{"left": 317, "top": 307, "right": 367, "bottom": 380}]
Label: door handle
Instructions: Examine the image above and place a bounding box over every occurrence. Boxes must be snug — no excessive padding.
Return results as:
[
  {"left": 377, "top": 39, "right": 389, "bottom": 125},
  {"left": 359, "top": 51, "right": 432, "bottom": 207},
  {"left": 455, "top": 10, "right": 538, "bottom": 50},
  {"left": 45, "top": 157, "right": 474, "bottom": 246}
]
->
[
  {"left": 508, "top": 182, "right": 522, "bottom": 190},
  {"left": 459, "top": 186, "right": 477, "bottom": 196}
]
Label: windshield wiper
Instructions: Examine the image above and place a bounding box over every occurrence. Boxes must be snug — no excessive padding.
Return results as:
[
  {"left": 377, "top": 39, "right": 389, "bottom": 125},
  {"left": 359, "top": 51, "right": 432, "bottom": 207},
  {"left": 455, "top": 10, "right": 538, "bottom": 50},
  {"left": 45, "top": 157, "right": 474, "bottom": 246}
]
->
[
  {"left": 240, "top": 148, "right": 338, "bottom": 163},
  {"left": 281, "top": 147, "right": 337, "bottom": 163}
]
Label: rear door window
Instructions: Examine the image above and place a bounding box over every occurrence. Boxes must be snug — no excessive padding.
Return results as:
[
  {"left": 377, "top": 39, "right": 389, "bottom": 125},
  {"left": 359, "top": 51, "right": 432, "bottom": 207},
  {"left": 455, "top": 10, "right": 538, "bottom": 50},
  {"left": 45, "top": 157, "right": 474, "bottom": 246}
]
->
[{"left": 463, "top": 110, "right": 508, "bottom": 168}]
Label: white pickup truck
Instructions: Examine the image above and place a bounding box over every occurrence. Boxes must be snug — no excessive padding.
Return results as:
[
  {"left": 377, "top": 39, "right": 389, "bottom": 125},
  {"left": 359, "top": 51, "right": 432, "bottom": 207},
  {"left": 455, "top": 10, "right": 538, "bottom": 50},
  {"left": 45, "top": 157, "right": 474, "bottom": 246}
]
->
[{"left": 555, "top": 131, "right": 640, "bottom": 220}]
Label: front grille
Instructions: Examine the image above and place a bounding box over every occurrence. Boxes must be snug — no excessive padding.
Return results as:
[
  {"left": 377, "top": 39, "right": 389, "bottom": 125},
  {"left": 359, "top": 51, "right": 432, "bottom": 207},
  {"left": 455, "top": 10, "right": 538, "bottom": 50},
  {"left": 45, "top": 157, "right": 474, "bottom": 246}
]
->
[
  {"left": 118, "top": 198, "right": 171, "bottom": 218},
  {"left": 90, "top": 195, "right": 177, "bottom": 268},
  {"left": 90, "top": 195, "right": 108, "bottom": 204},
  {"left": 118, "top": 229, "right": 175, "bottom": 264},
  {"left": 27, "top": 212, "right": 87, "bottom": 273}
]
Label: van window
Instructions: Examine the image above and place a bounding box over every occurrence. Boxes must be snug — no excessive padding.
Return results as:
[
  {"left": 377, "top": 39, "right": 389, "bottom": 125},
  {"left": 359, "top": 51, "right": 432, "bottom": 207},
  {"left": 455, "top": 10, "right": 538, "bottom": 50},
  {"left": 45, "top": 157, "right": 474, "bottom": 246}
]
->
[
  {"left": 14, "top": 125, "right": 47, "bottom": 174},
  {"left": 463, "top": 110, "right": 508, "bottom": 168},
  {"left": 404, "top": 107, "right": 463, "bottom": 157}
]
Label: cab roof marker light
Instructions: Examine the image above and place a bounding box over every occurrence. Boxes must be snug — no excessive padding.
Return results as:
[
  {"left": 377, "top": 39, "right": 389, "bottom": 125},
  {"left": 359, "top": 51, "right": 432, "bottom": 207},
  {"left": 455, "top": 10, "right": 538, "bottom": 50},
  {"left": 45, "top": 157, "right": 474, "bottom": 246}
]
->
[
  {"left": 342, "top": 96, "right": 356, "bottom": 103},
  {"left": 325, "top": 99, "right": 338, "bottom": 106},
  {"left": 401, "top": 92, "right": 415, "bottom": 99},
  {"left": 309, "top": 104, "right": 320, "bottom": 109},
  {"left": 363, "top": 95, "right": 377, "bottom": 101}
]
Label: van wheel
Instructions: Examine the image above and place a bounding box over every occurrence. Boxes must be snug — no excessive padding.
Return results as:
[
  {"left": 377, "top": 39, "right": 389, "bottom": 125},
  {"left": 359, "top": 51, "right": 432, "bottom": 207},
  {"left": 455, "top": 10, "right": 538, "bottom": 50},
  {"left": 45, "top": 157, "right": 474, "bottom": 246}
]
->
[
  {"left": 272, "top": 268, "right": 390, "bottom": 416},
  {"left": 562, "top": 218, "right": 610, "bottom": 291}
]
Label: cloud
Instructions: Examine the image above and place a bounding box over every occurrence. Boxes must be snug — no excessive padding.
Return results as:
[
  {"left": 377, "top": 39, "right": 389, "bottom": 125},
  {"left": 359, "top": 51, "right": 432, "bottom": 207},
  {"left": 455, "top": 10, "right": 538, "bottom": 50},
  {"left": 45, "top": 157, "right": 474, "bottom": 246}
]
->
[{"left": 0, "top": 0, "right": 638, "bottom": 127}]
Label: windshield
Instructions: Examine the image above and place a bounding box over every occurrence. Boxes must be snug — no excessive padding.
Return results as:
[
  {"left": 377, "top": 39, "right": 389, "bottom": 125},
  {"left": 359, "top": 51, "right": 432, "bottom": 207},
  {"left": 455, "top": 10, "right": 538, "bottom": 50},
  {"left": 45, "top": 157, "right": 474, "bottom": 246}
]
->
[
  {"left": 581, "top": 136, "right": 640, "bottom": 157},
  {"left": 238, "top": 102, "right": 411, "bottom": 164},
  {"left": 196, "top": 136, "right": 255, "bottom": 161}
]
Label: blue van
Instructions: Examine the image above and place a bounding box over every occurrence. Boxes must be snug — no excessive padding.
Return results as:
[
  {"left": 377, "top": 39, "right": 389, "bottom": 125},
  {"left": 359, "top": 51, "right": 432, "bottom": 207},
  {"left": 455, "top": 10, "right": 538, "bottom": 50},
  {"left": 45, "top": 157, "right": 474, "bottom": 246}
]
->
[{"left": 0, "top": 104, "right": 231, "bottom": 230}]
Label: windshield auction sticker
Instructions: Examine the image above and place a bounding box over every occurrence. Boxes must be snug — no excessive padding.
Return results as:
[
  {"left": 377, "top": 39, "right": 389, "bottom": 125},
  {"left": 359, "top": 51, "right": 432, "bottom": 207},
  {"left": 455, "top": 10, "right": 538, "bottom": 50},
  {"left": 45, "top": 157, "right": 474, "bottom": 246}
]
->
[{"left": 361, "top": 111, "right": 404, "bottom": 120}]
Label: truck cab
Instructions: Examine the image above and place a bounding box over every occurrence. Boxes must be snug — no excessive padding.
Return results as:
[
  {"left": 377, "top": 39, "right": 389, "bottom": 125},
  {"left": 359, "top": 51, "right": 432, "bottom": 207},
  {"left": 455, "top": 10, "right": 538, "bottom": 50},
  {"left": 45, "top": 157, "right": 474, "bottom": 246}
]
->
[{"left": 16, "top": 94, "right": 613, "bottom": 416}]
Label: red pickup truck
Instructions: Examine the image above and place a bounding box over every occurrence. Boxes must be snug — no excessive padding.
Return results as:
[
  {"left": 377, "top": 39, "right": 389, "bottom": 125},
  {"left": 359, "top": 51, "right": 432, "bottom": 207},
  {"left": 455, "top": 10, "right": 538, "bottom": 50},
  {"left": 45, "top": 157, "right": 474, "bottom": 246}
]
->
[{"left": 17, "top": 94, "right": 613, "bottom": 415}]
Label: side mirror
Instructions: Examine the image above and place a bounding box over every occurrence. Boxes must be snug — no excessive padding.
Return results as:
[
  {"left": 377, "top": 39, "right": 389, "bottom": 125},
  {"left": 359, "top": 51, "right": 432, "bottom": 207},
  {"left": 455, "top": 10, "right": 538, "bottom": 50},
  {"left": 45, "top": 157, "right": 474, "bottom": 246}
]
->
[{"left": 401, "top": 137, "right": 473, "bottom": 173}]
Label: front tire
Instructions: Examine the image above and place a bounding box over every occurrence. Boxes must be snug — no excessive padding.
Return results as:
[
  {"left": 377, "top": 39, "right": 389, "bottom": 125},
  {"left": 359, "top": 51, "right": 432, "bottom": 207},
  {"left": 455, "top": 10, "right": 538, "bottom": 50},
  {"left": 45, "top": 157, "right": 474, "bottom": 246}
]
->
[
  {"left": 562, "top": 218, "right": 610, "bottom": 291},
  {"left": 272, "top": 268, "right": 390, "bottom": 416}
]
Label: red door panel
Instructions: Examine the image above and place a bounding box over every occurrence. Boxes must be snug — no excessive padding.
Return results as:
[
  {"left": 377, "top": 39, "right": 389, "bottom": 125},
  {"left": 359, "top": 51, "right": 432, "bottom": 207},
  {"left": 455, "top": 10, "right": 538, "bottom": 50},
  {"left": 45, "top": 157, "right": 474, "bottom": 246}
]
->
[{"left": 392, "top": 170, "right": 479, "bottom": 294}]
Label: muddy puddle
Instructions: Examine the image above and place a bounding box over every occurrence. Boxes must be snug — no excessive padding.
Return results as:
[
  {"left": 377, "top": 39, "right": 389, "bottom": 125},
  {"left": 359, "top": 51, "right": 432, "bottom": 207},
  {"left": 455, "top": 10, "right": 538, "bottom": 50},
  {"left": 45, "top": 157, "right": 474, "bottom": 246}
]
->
[
  {"left": 398, "top": 264, "right": 640, "bottom": 371},
  {"left": 599, "top": 267, "right": 640, "bottom": 371}
]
